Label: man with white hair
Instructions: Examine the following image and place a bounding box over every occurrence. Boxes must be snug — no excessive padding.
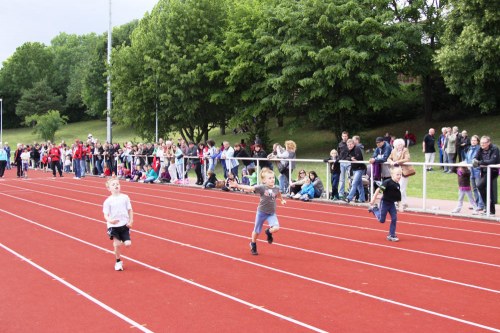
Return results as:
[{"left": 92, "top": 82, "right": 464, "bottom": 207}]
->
[{"left": 474, "top": 136, "right": 500, "bottom": 216}]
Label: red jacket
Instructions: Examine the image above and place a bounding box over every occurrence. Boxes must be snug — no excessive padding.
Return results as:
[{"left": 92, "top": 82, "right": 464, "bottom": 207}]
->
[
  {"left": 49, "top": 147, "right": 61, "bottom": 162},
  {"left": 73, "top": 144, "right": 83, "bottom": 159}
]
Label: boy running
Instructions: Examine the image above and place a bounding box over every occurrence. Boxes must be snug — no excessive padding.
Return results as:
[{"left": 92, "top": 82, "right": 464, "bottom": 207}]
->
[
  {"left": 368, "top": 167, "right": 402, "bottom": 242},
  {"left": 230, "top": 168, "right": 286, "bottom": 255},
  {"left": 103, "top": 177, "right": 134, "bottom": 270}
]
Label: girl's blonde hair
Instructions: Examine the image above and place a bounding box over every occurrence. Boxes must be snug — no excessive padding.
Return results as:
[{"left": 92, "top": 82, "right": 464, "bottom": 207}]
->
[
  {"left": 285, "top": 140, "right": 297, "bottom": 152},
  {"left": 330, "top": 149, "right": 338, "bottom": 156},
  {"left": 106, "top": 176, "right": 119, "bottom": 189},
  {"left": 260, "top": 167, "right": 275, "bottom": 181}
]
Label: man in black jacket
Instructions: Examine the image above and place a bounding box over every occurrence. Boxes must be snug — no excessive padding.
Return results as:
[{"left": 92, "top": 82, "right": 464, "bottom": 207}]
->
[
  {"left": 474, "top": 136, "right": 500, "bottom": 215},
  {"left": 337, "top": 131, "right": 349, "bottom": 198}
]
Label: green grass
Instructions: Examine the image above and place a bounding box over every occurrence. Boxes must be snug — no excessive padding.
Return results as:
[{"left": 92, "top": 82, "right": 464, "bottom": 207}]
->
[{"left": 3, "top": 114, "right": 499, "bottom": 200}]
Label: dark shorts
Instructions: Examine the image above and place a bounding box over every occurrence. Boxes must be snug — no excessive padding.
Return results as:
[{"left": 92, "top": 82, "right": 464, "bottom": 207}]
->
[{"left": 107, "top": 225, "right": 131, "bottom": 242}]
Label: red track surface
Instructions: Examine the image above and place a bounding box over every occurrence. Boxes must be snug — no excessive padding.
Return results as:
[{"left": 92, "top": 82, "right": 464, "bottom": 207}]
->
[{"left": 1, "top": 171, "right": 499, "bottom": 332}]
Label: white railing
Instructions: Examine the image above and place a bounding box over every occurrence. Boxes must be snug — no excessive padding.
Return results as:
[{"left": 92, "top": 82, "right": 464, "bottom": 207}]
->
[{"left": 76, "top": 154, "right": 498, "bottom": 219}]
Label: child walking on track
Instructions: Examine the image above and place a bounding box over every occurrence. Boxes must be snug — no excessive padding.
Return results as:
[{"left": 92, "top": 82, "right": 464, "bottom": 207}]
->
[
  {"left": 230, "top": 168, "right": 286, "bottom": 255},
  {"left": 368, "top": 167, "right": 402, "bottom": 242},
  {"left": 103, "top": 177, "right": 134, "bottom": 271}
]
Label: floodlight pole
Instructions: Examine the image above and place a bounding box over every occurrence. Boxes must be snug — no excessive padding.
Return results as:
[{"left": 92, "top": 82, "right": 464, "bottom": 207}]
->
[
  {"left": 106, "top": 0, "right": 112, "bottom": 144},
  {"left": 0, "top": 98, "right": 3, "bottom": 143}
]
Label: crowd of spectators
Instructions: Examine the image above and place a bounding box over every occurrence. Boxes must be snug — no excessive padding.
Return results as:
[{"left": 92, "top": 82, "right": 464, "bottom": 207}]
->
[{"left": 1, "top": 126, "right": 498, "bottom": 215}]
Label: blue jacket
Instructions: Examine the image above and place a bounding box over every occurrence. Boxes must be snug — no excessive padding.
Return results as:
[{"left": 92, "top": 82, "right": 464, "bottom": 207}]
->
[
  {"left": 372, "top": 142, "right": 392, "bottom": 163},
  {"left": 0, "top": 149, "right": 7, "bottom": 161},
  {"left": 299, "top": 182, "right": 315, "bottom": 198}
]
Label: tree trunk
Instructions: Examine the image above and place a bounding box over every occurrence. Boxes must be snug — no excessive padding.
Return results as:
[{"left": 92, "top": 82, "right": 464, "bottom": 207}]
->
[
  {"left": 277, "top": 114, "right": 284, "bottom": 127},
  {"left": 423, "top": 74, "right": 433, "bottom": 123}
]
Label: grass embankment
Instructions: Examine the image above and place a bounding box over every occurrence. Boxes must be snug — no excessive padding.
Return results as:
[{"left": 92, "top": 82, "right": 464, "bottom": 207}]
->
[{"left": 3, "top": 115, "right": 499, "bottom": 200}]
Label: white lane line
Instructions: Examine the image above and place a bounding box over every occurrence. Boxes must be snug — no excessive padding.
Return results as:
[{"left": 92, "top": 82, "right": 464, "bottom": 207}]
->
[
  {"left": 0, "top": 242, "right": 153, "bottom": 333},
  {"left": 0, "top": 208, "right": 328, "bottom": 333},
  {"left": 4, "top": 183, "right": 500, "bottom": 268},
  {"left": 64, "top": 176, "right": 500, "bottom": 228},
  {"left": 3, "top": 189, "right": 500, "bottom": 294},
  {"left": 1, "top": 208, "right": 499, "bottom": 333},
  {"left": 22, "top": 180, "right": 500, "bottom": 244}
]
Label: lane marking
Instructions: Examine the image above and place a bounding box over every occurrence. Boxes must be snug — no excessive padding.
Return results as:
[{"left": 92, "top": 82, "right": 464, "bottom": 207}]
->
[
  {"left": 0, "top": 209, "right": 328, "bottom": 333},
  {"left": 1, "top": 208, "right": 499, "bottom": 332},
  {"left": 0, "top": 242, "right": 153, "bottom": 333}
]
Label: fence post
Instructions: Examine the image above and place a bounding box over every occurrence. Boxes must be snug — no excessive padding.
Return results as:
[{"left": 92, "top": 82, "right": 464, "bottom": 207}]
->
[
  {"left": 486, "top": 166, "right": 491, "bottom": 217},
  {"left": 422, "top": 162, "right": 427, "bottom": 211}
]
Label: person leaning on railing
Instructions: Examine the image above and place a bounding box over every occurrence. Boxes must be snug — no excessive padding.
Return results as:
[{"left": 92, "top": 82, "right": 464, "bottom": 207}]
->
[{"left": 473, "top": 135, "right": 500, "bottom": 216}]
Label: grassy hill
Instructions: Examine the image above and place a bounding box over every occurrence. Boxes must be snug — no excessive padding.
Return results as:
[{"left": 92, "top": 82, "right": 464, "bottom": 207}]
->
[{"left": 2, "top": 114, "right": 499, "bottom": 200}]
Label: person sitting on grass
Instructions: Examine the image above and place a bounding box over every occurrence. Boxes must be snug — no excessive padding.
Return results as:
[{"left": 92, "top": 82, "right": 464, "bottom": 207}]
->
[
  {"left": 128, "top": 164, "right": 143, "bottom": 182},
  {"left": 289, "top": 169, "right": 308, "bottom": 197},
  {"left": 157, "top": 166, "right": 171, "bottom": 183},
  {"left": 203, "top": 169, "right": 218, "bottom": 189},
  {"left": 308, "top": 171, "right": 325, "bottom": 198},
  {"left": 291, "top": 176, "right": 315, "bottom": 201},
  {"left": 243, "top": 166, "right": 258, "bottom": 186},
  {"left": 222, "top": 171, "right": 239, "bottom": 192},
  {"left": 143, "top": 164, "right": 158, "bottom": 183}
]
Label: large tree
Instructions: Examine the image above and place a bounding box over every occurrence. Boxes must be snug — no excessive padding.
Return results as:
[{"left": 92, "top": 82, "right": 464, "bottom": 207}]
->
[
  {"left": 112, "top": 0, "right": 231, "bottom": 142},
  {"left": 0, "top": 42, "right": 54, "bottom": 127},
  {"left": 16, "top": 79, "right": 64, "bottom": 121},
  {"left": 435, "top": 0, "right": 500, "bottom": 113}
]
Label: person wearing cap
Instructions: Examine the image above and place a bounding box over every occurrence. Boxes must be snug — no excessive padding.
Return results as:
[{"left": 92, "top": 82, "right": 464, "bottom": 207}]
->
[{"left": 369, "top": 137, "right": 392, "bottom": 182}]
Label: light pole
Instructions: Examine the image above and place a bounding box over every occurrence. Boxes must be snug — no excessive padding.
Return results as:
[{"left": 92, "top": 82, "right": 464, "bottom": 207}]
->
[
  {"left": 0, "top": 98, "right": 3, "bottom": 144},
  {"left": 106, "top": 0, "right": 112, "bottom": 144}
]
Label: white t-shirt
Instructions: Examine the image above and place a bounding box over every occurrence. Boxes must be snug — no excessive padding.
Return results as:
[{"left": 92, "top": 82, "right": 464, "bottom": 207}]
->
[
  {"left": 102, "top": 193, "right": 132, "bottom": 228},
  {"left": 21, "top": 152, "right": 30, "bottom": 163}
]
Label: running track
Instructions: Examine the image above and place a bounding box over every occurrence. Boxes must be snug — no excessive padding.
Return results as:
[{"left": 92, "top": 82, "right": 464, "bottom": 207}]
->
[{"left": 0, "top": 171, "right": 499, "bottom": 332}]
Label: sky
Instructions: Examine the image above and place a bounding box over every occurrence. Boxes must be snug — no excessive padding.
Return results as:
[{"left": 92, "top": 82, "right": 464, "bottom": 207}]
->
[{"left": 0, "top": 0, "right": 159, "bottom": 65}]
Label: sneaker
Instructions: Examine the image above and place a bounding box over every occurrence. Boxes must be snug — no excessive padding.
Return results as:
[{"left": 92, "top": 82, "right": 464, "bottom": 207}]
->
[
  {"left": 343, "top": 197, "right": 351, "bottom": 204},
  {"left": 451, "top": 208, "right": 460, "bottom": 214},
  {"left": 249, "top": 242, "right": 258, "bottom": 255},
  {"left": 386, "top": 235, "right": 399, "bottom": 242},
  {"left": 368, "top": 204, "right": 378, "bottom": 213},
  {"left": 265, "top": 229, "right": 274, "bottom": 244},
  {"left": 114, "top": 261, "right": 124, "bottom": 271}
]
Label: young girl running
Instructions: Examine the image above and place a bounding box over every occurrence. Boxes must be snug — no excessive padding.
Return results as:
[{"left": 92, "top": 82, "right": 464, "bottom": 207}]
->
[
  {"left": 103, "top": 177, "right": 134, "bottom": 271},
  {"left": 230, "top": 168, "right": 286, "bottom": 255},
  {"left": 368, "top": 167, "right": 402, "bottom": 242}
]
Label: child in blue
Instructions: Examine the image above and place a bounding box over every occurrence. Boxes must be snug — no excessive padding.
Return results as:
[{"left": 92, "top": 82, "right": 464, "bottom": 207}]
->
[
  {"left": 230, "top": 167, "right": 286, "bottom": 255},
  {"left": 368, "top": 167, "right": 402, "bottom": 242}
]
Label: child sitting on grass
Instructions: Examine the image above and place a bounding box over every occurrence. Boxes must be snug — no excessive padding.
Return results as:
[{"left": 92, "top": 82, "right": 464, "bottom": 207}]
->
[
  {"left": 222, "top": 171, "right": 239, "bottom": 192},
  {"left": 203, "top": 169, "right": 218, "bottom": 189},
  {"left": 143, "top": 164, "right": 158, "bottom": 183},
  {"left": 291, "top": 176, "right": 315, "bottom": 201}
]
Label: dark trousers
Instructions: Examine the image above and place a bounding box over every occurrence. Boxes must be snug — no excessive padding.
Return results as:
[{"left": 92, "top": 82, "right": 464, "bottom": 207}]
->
[
  {"left": 16, "top": 162, "right": 22, "bottom": 177},
  {"left": 51, "top": 161, "right": 63, "bottom": 177},
  {"left": 478, "top": 175, "right": 498, "bottom": 214},
  {"left": 330, "top": 173, "right": 340, "bottom": 199},
  {"left": 0, "top": 160, "right": 6, "bottom": 177},
  {"left": 371, "top": 200, "right": 398, "bottom": 237}
]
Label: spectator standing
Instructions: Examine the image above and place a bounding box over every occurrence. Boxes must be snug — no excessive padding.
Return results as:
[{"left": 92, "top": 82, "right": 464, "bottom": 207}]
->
[
  {"left": 438, "top": 127, "right": 447, "bottom": 170},
  {"left": 4, "top": 142, "right": 11, "bottom": 169},
  {"left": 387, "top": 138, "right": 413, "bottom": 210},
  {"left": 337, "top": 131, "right": 350, "bottom": 199},
  {"left": 458, "top": 130, "right": 471, "bottom": 162},
  {"left": 474, "top": 136, "right": 500, "bottom": 215},
  {"left": 422, "top": 128, "right": 436, "bottom": 171},
  {"left": 466, "top": 135, "right": 484, "bottom": 210},
  {"left": 73, "top": 139, "right": 83, "bottom": 179},
  {"left": 275, "top": 140, "right": 297, "bottom": 194},
  {"left": 325, "top": 149, "right": 341, "bottom": 200},
  {"left": 234, "top": 143, "right": 253, "bottom": 185},
  {"left": 344, "top": 139, "right": 366, "bottom": 203},
  {"left": 0, "top": 143, "right": 7, "bottom": 177},
  {"left": 20, "top": 148, "right": 30, "bottom": 178},
  {"left": 14, "top": 144, "right": 23, "bottom": 178},
  {"left": 253, "top": 143, "right": 270, "bottom": 170},
  {"left": 370, "top": 137, "right": 392, "bottom": 181},
  {"left": 49, "top": 143, "right": 63, "bottom": 177},
  {"left": 221, "top": 141, "right": 239, "bottom": 179}
]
